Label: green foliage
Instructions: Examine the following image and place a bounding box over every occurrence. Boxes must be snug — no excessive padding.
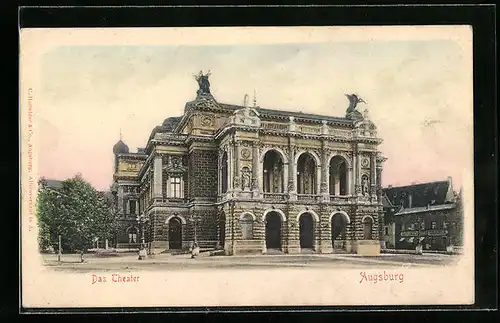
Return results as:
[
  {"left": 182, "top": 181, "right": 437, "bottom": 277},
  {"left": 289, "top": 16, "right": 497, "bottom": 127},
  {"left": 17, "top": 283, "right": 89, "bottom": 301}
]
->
[{"left": 36, "top": 175, "right": 116, "bottom": 253}]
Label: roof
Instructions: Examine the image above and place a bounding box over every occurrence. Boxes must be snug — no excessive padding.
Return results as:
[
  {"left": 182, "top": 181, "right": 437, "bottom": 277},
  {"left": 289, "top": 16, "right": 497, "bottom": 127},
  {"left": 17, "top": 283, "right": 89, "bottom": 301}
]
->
[
  {"left": 219, "top": 103, "right": 353, "bottom": 124},
  {"left": 382, "top": 179, "right": 454, "bottom": 208},
  {"left": 380, "top": 192, "right": 394, "bottom": 208},
  {"left": 395, "top": 203, "right": 456, "bottom": 216},
  {"left": 113, "top": 140, "right": 129, "bottom": 154},
  {"left": 43, "top": 179, "right": 64, "bottom": 190},
  {"left": 162, "top": 116, "right": 182, "bottom": 131}
]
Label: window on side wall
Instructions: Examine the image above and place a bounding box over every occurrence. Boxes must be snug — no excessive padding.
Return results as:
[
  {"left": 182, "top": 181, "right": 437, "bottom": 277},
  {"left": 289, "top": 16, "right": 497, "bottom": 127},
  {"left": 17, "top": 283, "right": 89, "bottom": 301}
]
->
[{"left": 170, "top": 176, "right": 183, "bottom": 198}]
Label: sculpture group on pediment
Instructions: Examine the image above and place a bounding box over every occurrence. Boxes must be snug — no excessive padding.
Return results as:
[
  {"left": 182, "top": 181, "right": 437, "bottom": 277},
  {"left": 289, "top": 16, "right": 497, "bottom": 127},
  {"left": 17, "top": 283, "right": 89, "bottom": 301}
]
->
[
  {"left": 194, "top": 70, "right": 211, "bottom": 95},
  {"left": 345, "top": 93, "right": 366, "bottom": 121}
]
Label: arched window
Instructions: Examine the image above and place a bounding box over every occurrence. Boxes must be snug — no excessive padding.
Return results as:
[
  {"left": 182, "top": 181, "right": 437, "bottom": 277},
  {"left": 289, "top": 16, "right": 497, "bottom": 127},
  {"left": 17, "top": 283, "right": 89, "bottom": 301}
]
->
[
  {"left": 221, "top": 151, "right": 228, "bottom": 193},
  {"left": 263, "top": 150, "right": 284, "bottom": 193},
  {"left": 297, "top": 153, "right": 316, "bottom": 194},
  {"left": 329, "top": 156, "right": 348, "bottom": 195},
  {"left": 363, "top": 217, "right": 373, "bottom": 240},
  {"left": 240, "top": 214, "right": 254, "bottom": 239}
]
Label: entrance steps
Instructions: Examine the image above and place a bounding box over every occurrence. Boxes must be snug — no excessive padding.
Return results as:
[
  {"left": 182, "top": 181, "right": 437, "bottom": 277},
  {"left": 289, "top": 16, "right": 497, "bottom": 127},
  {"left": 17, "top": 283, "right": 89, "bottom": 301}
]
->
[{"left": 264, "top": 249, "right": 284, "bottom": 255}]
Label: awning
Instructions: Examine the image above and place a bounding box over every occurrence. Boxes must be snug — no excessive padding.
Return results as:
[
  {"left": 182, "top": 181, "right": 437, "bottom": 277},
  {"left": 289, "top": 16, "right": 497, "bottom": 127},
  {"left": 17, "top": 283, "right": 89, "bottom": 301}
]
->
[
  {"left": 419, "top": 237, "right": 425, "bottom": 242},
  {"left": 408, "top": 237, "right": 415, "bottom": 243},
  {"left": 399, "top": 238, "right": 405, "bottom": 242}
]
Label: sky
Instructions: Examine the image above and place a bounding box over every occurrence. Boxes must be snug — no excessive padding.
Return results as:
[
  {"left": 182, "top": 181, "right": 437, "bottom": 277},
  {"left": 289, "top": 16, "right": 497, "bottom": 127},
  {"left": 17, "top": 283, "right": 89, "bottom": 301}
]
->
[{"left": 34, "top": 30, "right": 473, "bottom": 192}]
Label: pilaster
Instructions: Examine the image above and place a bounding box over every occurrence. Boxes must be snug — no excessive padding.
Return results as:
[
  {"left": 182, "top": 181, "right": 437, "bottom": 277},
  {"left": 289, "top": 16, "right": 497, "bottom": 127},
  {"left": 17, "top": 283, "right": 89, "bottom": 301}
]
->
[
  {"left": 288, "top": 138, "right": 297, "bottom": 200},
  {"left": 320, "top": 140, "right": 329, "bottom": 202},
  {"left": 251, "top": 141, "right": 260, "bottom": 195},
  {"left": 153, "top": 156, "right": 163, "bottom": 198}
]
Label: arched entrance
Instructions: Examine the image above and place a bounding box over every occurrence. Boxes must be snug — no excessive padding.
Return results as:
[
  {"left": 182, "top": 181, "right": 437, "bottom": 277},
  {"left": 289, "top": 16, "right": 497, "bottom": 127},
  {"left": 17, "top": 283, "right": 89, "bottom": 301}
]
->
[
  {"left": 265, "top": 212, "right": 282, "bottom": 250},
  {"left": 168, "top": 217, "right": 182, "bottom": 249},
  {"left": 331, "top": 213, "right": 348, "bottom": 249},
  {"left": 299, "top": 213, "right": 314, "bottom": 249}
]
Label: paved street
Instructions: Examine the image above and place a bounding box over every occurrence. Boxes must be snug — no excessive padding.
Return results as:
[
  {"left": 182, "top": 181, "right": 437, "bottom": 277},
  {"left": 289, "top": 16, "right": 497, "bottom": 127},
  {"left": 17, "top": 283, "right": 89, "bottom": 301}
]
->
[{"left": 41, "top": 252, "right": 460, "bottom": 273}]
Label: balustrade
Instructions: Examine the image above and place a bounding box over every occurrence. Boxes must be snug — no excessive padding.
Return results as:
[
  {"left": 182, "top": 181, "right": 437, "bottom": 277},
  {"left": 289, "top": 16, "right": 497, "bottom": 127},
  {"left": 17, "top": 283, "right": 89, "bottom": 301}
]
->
[
  {"left": 262, "top": 192, "right": 287, "bottom": 201},
  {"left": 261, "top": 122, "right": 289, "bottom": 131},
  {"left": 296, "top": 194, "right": 322, "bottom": 202}
]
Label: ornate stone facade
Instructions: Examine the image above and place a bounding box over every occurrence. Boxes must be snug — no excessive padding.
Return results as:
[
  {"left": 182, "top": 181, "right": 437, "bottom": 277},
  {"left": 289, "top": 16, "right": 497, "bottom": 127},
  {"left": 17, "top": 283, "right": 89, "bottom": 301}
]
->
[{"left": 111, "top": 77, "right": 387, "bottom": 255}]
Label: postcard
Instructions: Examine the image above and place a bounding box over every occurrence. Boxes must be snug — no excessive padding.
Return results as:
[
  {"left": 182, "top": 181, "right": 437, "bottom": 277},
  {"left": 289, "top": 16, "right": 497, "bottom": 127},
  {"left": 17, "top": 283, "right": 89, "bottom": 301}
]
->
[{"left": 20, "top": 26, "right": 474, "bottom": 309}]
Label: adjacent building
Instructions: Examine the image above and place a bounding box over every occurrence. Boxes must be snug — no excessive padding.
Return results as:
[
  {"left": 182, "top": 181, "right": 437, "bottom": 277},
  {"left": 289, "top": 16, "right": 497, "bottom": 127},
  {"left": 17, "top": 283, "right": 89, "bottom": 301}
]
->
[
  {"left": 111, "top": 73, "right": 388, "bottom": 255},
  {"left": 381, "top": 177, "right": 464, "bottom": 251}
]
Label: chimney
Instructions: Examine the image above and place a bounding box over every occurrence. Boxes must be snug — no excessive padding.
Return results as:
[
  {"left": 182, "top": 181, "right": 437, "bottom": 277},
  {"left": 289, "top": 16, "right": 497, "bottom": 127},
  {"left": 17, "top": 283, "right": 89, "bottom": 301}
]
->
[
  {"left": 411, "top": 181, "right": 416, "bottom": 185},
  {"left": 388, "top": 185, "right": 393, "bottom": 188}
]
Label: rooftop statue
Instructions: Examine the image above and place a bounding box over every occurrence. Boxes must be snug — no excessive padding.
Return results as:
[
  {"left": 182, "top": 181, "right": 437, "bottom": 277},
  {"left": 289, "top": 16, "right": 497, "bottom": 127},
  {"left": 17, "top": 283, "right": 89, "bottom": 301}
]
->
[
  {"left": 345, "top": 93, "right": 366, "bottom": 121},
  {"left": 194, "top": 70, "right": 211, "bottom": 95}
]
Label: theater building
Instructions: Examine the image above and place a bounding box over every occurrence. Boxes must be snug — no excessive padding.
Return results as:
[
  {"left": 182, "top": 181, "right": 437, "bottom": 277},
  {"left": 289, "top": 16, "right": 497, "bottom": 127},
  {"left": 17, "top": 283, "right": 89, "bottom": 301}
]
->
[
  {"left": 381, "top": 177, "right": 464, "bottom": 251},
  {"left": 111, "top": 73, "right": 387, "bottom": 255}
]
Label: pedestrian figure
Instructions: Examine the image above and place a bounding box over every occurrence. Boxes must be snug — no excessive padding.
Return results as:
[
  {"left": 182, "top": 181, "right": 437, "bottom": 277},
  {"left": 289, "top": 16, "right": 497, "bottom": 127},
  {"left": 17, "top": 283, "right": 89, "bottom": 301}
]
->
[
  {"left": 138, "top": 244, "right": 147, "bottom": 260},
  {"left": 190, "top": 242, "right": 200, "bottom": 259}
]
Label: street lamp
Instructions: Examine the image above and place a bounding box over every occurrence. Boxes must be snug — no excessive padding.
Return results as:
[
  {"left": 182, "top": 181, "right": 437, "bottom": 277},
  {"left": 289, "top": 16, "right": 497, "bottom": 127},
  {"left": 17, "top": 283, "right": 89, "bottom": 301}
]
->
[{"left": 136, "top": 215, "right": 145, "bottom": 247}]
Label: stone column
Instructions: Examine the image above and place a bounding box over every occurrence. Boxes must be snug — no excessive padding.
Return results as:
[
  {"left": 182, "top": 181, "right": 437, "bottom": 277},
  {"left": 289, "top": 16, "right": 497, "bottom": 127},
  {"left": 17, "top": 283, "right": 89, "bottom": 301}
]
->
[
  {"left": 283, "top": 163, "right": 289, "bottom": 193},
  {"left": 252, "top": 142, "right": 259, "bottom": 194},
  {"left": 316, "top": 165, "right": 322, "bottom": 196},
  {"left": 153, "top": 156, "right": 163, "bottom": 198},
  {"left": 351, "top": 153, "right": 357, "bottom": 196},
  {"left": 356, "top": 147, "right": 362, "bottom": 196},
  {"left": 376, "top": 167, "right": 382, "bottom": 199},
  {"left": 288, "top": 142, "right": 297, "bottom": 200},
  {"left": 371, "top": 153, "right": 377, "bottom": 199},
  {"left": 348, "top": 165, "right": 353, "bottom": 196},
  {"left": 320, "top": 142, "right": 329, "bottom": 201}
]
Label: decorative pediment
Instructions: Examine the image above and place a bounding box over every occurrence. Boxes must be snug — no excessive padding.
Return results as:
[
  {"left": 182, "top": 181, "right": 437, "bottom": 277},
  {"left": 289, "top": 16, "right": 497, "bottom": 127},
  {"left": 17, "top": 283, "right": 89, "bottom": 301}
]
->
[
  {"left": 353, "top": 109, "right": 377, "bottom": 138},
  {"left": 230, "top": 106, "right": 261, "bottom": 128},
  {"left": 163, "top": 155, "right": 187, "bottom": 174}
]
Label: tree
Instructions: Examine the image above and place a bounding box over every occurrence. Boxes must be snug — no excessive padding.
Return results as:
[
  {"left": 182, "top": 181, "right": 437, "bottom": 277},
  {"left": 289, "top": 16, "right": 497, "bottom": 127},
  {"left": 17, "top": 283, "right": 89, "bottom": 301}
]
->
[{"left": 36, "top": 175, "right": 116, "bottom": 257}]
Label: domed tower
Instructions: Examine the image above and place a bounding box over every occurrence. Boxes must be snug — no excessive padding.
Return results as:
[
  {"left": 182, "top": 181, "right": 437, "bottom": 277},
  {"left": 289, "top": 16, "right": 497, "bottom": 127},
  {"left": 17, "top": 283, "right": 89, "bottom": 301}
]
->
[
  {"left": 113, "top": 139, "right": 129, "bottom": 155},
  {"left": 113, "top": 133, "right": 129, "bottom": 171}
]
